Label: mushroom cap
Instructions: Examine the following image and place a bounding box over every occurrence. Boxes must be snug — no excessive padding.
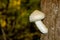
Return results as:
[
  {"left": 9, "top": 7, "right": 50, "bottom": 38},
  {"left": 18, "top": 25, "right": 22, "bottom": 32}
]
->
[{"left": 29, "top": 10, "right": 45, "bottom": 22}]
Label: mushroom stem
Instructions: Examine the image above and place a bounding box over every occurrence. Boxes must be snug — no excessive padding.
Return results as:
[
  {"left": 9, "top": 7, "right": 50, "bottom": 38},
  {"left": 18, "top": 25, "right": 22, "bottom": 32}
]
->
[{"left": 35, "top": 21, "right": 48, "bottom": 33}]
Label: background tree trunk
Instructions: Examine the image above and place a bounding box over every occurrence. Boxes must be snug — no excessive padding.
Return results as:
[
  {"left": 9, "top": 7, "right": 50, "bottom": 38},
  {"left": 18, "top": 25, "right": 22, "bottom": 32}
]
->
[{"left": 41, "top": 0, "right": 60, "bottom": 40}]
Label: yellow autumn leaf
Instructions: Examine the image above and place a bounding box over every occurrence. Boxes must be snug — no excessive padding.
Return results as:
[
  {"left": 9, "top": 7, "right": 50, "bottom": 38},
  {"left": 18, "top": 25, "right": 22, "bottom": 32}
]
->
[
  {"left": 9, "top": 0, "right": 21, "bottom": 9},
  {"left": 1, "top": 20, "right": 6, "bottom": 28}
]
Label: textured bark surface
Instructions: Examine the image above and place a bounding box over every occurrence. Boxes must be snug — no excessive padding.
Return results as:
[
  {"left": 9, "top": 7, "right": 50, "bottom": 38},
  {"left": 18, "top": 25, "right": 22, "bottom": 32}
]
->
[{"left": 41, "top": 0, "right": 60, "bottom": 40}]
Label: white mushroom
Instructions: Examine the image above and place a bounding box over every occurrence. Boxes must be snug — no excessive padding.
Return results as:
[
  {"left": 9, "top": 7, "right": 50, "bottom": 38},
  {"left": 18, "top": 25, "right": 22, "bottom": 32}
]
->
[{"left": 29, "top": 10, "right": 48, "bottom": 34}]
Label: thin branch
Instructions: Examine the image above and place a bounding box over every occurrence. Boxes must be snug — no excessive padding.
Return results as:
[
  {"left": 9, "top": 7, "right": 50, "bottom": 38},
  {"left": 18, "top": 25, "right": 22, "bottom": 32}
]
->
[{"left": 1, "top": 28, "right": 6, "bottom": 40}]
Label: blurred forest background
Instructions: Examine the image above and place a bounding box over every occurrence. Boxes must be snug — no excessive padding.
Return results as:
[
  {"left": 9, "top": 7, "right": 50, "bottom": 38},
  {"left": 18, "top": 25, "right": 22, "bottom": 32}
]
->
[{"left": 0, "top": 0, "right": 41, "bottom": 40}]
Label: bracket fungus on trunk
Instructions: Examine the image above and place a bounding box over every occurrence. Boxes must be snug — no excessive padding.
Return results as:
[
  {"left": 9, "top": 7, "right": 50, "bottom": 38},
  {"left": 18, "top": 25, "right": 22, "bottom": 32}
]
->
[{"left": 29, "top": 10, "right": 48, "bottom": 34}]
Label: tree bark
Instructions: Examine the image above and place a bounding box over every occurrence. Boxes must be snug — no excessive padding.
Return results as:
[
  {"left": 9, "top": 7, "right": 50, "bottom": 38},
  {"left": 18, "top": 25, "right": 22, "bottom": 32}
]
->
[{"left": 41, "top": 0, "right": 60, "bottom": 40}]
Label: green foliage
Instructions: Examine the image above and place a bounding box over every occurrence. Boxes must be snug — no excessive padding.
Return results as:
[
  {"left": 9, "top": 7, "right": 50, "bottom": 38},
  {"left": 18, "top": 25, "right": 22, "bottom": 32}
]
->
[{"left": 0, "top": 0, "right": 41, "bottom": 40}]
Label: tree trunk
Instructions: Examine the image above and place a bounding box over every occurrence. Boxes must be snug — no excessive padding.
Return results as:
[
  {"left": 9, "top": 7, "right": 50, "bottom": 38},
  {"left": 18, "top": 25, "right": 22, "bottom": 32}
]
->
[{"left": 41, "top": 0, "right": 60, "bottom": 40}]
